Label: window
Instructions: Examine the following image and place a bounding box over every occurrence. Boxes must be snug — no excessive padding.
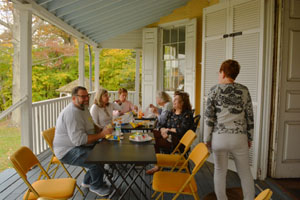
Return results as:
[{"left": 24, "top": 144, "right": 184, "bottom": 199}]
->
[{"left": 162, "top": 26, "right": 185, "bottom": 91}]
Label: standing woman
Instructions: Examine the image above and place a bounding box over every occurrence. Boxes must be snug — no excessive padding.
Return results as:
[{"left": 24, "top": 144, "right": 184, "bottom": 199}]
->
[
  {"left": 149, "top": 91, "right": 173, "bottom": 125},
  {"left": 204, "top": 59, "right": 254, "bottom": 200},
  {"left": 146, "top": 91, "right": 193, "bottom": 174},
  {"left": 90, "top": 88, "right": 122, "bottom": 129}
]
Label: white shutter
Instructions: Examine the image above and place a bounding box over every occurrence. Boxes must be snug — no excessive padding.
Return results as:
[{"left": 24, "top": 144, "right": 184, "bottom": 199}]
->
[
  {"left": 201, "top": 3, "right": 227, "bottom": 141},
  {"left": 142, "top": 28, "right": 158, "bottom": 110},
  {"left": 185, "top": 18, "right": 197, "bottom": 108},
  {"left": 201, "top": 0, "right": 264, "bottom": 179}
]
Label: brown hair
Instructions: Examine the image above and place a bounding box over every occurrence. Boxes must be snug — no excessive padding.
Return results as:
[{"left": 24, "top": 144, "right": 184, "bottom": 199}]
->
[
  {"left": 174, "top": 91, "right": 192, "bottom": 111},
  {"left": 157, "top": 91, "right": 171, "bottom": 103},
  {"left": 118, "top": 88, "right": 128, "bottom": 95},
  {"left": 71, "top": 86, "right": 87, "bottom": 97},
  {"left": 219, "top": 59, "right": 240, "bottom": 80},
  {"left": 94, "top": 88, "right": 109, "bottom": 108}
]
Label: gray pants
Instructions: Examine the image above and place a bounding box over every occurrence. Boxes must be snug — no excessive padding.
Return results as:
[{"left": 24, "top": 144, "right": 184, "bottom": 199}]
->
[{"left": 212, "top": 133, "right": 254, "bottom": 200}]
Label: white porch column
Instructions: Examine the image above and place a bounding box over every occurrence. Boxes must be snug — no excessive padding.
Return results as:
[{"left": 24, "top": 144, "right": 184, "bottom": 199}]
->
[
  {"left": 94, "top": 48, "right": 101, "bottom": 91},
  {"left": 19, "top": 7, "right": 33, "bottom": 149},
  {"left": 78, "top": 41, "right": 85, "bottom": 86},
  {"left": 135, "top": 50, "right": 141, "bottom": 106}
]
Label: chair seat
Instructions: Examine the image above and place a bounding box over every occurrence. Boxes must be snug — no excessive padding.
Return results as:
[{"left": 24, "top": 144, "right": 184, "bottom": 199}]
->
[
  {"left": 152, "top": 171, "right": 197, "bottom": 194},
  {"left": 24, "top": 178, "right": 76, "bottom": 200},
  {"left": 156, "top": 154, "right": 186, "bottom": 167}
]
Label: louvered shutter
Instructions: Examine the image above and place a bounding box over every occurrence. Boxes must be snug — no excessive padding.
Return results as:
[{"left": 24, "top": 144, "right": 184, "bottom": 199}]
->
[
  {"left": 185, "top": 18, "right": 197, "bottom": 108},
  {"left": 201, "top": 0, "right": 264, "bottom": 179},
  {"left": 142, "top": 28, "right": 158, "bottom": 110}
]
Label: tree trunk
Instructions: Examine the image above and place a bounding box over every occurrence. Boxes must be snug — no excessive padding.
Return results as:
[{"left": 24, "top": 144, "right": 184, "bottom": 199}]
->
[{"left": 11, "top": 8, "right": 21, "bottom": 127}]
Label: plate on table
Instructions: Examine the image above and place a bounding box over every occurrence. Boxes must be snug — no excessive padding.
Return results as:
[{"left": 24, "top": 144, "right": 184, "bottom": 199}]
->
[{"left": 129, "top": 132, "right": 153, "bottom": 142}]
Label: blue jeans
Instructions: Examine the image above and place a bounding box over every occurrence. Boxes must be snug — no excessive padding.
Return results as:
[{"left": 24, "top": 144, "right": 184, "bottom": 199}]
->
[{"left": 60, "top": 146, "right": 104, "bottom": 190}]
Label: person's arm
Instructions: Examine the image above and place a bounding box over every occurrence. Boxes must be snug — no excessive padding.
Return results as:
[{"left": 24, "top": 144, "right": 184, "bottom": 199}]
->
[
  {"left": 90, "top": 105, "right": 102, "bottom": 128},
  {"left": 203, "top": 87, "right": 217, "bottom": 146},
  {"left": 112, "top": 102, "right": 122, "bottom": 111},
  {"left": 86, "top": 127, "right": 112, "bottom": 144},
  {"left": 245, "top": 89, "right": 254, "bottom": 148},
  {"left": 168, "top": 111, "right": 193, "bottom": 139}
]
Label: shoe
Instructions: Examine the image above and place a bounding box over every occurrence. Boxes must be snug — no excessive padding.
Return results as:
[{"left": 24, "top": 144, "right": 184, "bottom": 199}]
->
[
  {"left": 81, "top": 182, "right": 90, "bottom": 188},
  {"left": 90, "top": 184, "right": 111, "bottom": 197}
]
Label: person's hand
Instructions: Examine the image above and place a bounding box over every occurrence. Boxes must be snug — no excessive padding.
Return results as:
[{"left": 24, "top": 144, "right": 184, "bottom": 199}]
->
[
  {"left": 115, "top": 99, "right": 122, "bottom": 105},
  {"left": 101, "top": 127, "right": 113, "bottom": 137},
  {"left": 150, "top": 106, "right": 158, "bottom": 115},
  {"left": 248, "top": 141, "right": 252, "bottom": 148},
  {"left": 160, "top": 128, "right": 169, "bottom": 139}
]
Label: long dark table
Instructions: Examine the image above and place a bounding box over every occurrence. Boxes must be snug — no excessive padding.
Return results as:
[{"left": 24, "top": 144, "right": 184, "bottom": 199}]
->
[{"left": 85, "top": 134, "right": 157, "bottom": 200}]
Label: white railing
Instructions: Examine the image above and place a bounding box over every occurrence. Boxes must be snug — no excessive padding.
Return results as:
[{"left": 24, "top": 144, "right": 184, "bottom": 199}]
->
[{"left": 32, "top": 91, "right": 137, "bottom": 154}]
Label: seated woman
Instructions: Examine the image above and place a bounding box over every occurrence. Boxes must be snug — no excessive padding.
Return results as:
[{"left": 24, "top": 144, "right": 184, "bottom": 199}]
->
[
  {"left": 149, "top": 91, "right": 173, "bottom": 125},
  {"left": 146, "top": 91, "right": 193, "bottom": 175},
  {"left": 114, "top": 88, "right": 138, "bottom": 115},
  {"left": 90, "top": 88, "right": 122, "bottom": 129}
]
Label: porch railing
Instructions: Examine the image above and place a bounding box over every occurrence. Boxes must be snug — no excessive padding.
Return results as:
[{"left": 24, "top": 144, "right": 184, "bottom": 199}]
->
[{"left": 32, "top": 91, "right": 137, "bottom": 154}]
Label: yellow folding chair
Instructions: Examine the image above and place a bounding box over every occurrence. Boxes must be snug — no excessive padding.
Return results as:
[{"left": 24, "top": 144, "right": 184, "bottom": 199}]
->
[
  {"left": 9, "top": 146, "right": 76, "bottom": 200},
  {"left": 152, "top": 143, "right": 209, "bottom": 200},
  {"left": 156, "top": 130, "right": 197, "bottom": 172},
  {"left": 41, "top": 127, "right": 86, "bottom": 196},
  {"left": 255, "top": 189, "right": 273, "bottom": 200}
]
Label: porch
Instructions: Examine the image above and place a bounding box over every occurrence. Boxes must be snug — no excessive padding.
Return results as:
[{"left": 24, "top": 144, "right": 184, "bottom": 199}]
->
[{"left": 0, "top": 149, "right": 290, "bottom": 200}]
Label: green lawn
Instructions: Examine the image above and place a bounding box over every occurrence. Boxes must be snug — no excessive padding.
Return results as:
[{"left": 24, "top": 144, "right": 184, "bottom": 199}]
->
[{"left": 0, "top": 120, "right": 21, "bottom": 172}]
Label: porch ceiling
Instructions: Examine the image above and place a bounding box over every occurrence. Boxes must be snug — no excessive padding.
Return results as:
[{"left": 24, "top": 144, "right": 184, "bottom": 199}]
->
[{"left": 14, "top": 0, "right": 189, "bottom": 47}]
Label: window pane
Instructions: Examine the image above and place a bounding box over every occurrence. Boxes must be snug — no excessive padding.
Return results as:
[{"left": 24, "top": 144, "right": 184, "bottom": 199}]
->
[
  {"left": 179, "top": 60, "right": 185, "bottom": 76},
  {"left": 170, "top": 44, "right": 177, "bottom": 59},
  {"left": 178, "top": 42, "right": 185, "bottom": 59},
  {"left": 179, "top": 27, "right": 185, "bottom": 42},
  {"left": 171, "top": 28, "right": 178, "bottom": 43},
  {"left": 163, "top": 29, "right": 170, "bottom": 44},
  {"left": 163, "top": 45, "right": 171, "bottom": 60}
]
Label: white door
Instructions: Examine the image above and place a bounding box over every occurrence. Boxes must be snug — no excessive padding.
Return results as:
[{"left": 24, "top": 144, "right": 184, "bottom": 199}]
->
[
  {"left": 201, "top": 0, "right": 264, "bottom": 179},
  {"left": 142, "top": 28, "right": 158, "bottom": 110},
  {"left": 271, "top": 0, "right": 300, "bottom": 178},
  {"left": 185, "top": 18, "right": 197, "bottom": 108}
]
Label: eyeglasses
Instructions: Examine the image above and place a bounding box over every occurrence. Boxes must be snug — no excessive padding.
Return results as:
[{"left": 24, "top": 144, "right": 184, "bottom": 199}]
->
[{"left": 76, "top": 94, "right": 90, "bottom": 99}]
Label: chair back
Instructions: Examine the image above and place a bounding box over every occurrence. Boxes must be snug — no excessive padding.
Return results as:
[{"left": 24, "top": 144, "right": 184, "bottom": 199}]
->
[
  {"left": 9, "top": 146, "right": 41, "bottom": 178},
  {"left": 255, "top": 189, "right": 273, "bottom": 200},
  {"left": 184, "top": 143, "right": 209, "bottom": 174},
  {"left": 192, "top": 115, "right": 201, "bottom": 132},
  {"left": 42, "top": 127, "right": 56, "bottom": 150},
  {"left": 9, "top": 146, "right": 50, "bottom": 198},
  {"left": 179, "top": 130, "right": 197, "bottom": 153}
]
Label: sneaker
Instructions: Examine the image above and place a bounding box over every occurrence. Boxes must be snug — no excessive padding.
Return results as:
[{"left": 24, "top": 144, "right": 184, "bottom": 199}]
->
[
  {"left": 90, "top": 184, "right": 111, "bottom": 197},
  {"left": 81, "top": 182, "right": 90, "bottom": 188}
]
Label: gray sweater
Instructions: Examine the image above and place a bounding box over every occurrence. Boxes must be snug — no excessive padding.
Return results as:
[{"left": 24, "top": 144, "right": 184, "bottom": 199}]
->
[
  {"left": 53, "top": 103, "right": 95, "bottom": 159},
  {"left": 204, "top": 83, "right": 254, "bottom": 143}
]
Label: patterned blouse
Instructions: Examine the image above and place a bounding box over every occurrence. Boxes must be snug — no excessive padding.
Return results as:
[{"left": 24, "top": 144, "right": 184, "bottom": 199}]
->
[
  {"left": 204, "top": 83, "right": 254, "bottom": 143},
  {"left": 158, "top": 110, "right": 194, "bottom": 141}
]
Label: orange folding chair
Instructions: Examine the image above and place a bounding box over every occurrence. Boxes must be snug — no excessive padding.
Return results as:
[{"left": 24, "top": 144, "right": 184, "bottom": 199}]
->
[
  {"left": 9, "top": 146, "right": 76, "bottom": 200},
  {"left": 152, "top": 143, "right": 210, "bottom": 200},
  {"left": 255, "top": 189, "right": 273, "bottom": 200},
  {"left": 41, "top": 127, "right": 86, "bottom": 196},
  {"left": 156, "top": 130, "right": 197, "bottom": 173}
]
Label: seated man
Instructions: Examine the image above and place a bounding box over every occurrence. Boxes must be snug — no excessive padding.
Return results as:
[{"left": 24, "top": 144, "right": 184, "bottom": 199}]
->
[{"left": 53, "top": 86, "right": 112, "bottom": 197}]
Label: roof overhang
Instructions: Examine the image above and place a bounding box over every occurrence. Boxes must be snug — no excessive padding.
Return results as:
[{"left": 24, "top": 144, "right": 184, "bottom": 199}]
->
[{"left": 12, "top": 0, "right": 189, "bottom": 48}]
